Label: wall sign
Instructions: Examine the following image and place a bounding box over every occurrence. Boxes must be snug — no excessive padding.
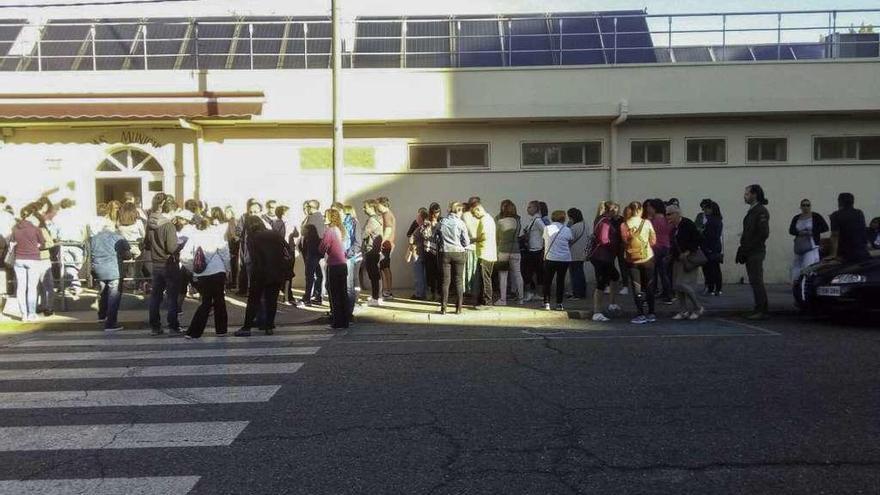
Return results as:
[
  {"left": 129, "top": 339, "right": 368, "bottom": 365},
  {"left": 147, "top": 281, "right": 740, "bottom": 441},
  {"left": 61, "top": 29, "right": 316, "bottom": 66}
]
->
[{"left": 90, "top": 131, "right": 163, "bottom": 148}]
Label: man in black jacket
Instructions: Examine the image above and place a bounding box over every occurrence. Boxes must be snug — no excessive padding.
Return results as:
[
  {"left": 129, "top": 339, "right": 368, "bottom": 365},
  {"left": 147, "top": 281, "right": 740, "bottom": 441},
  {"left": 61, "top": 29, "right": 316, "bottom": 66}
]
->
[
  {"left": 147, "top": 196, "right": 182, "bottom": 335},
  {"left": 736, "top": 184, "right": 770, "bottom": 320},
  {"left": 235, "top": 217, "right": 289, "bottom": 336}
]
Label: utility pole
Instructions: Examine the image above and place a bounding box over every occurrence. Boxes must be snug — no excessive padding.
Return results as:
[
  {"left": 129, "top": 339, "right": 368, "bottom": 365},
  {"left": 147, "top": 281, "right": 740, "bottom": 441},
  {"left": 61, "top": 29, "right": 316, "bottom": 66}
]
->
[{"left": 331, "top": 0, "right": 344, "bottom": 203}]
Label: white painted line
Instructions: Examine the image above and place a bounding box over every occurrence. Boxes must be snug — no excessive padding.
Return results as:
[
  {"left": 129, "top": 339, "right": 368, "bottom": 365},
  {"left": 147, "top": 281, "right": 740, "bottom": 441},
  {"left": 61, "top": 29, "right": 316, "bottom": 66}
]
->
[
  {"left": 715, "top": 318, "right": 782, "bottom": 336},
  {"left": 28, "top": 326, "right": 327, "bottom": 338},
  {"left": 0, "top": 385, "right": 280, "bottom": 409},
  {"left": 333, "top": 333, "right": 780, "bottom": 345},
  {"left": 0, "top": 421, "right": 249, "bottom": 451},
  {"left": 0, "top": 347, "right": 320, "bottom": 363},
  {"left": 13, "top": 334, "right": 333, "bottom": 347},
  {"left": 0, "top": 476, "right": 200, "bottom": 495},
  {"left": 0, "top": 362, "right": 304, "bottom": 381}
]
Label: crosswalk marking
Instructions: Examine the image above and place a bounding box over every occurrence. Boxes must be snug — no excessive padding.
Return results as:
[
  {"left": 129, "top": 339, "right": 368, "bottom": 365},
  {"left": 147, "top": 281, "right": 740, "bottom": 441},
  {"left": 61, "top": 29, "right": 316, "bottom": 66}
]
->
[
  {"left": 33, "top": 327, "right": 327, "bottom": 337},
  {"left": 0, "top": 476, "right": 201, "bottom": 495},
  {"left": 0, "top": 346, "right": 320, "bottom": 363},
  {"left": 0, "top": 421, "right": 249, "bottom": 451},
  {"left": 0, "top": 362, "right": 304, "bottom": 381},
  {"left": 0, "top": 385, "right": 281, "bottom": 409},
  {"left": 11, "top": 334, "right": 333, "bottom": 347}
]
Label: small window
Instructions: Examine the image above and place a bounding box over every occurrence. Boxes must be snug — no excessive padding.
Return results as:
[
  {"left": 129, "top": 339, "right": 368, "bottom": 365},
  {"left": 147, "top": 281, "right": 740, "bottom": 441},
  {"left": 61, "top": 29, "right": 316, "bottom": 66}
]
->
[
  {"left": 148, "top": 180, "right": 163, "bottom": 192},
  {"left": 631, "top": 140, "right": 670, "bottom": 165},
  {"left": 747, "top": 138, "right": 788, "bottom": 162},
  {"left": 686, "top": 139, "right": 726, "bottom": 163},
  {"left": 814, "top": 136, "right": 880, "bottom": 161},
  {"left": 409, "top": 144, "right": 488, "bottom": 170},
  {"left": 521, "top": 142, "right": 602, "bottom": 167}
]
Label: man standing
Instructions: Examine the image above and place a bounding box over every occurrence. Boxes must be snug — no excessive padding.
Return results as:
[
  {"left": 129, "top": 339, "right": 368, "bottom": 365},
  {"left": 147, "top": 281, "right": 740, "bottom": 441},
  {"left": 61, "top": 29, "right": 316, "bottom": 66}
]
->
[
  {"left": 460, "top": 197, "right": 481, "bottom": 299},
  {"left": 90, "top": 223, "right": 131, "bottom": 332},
  {"left": 828, "top": 192, "right": 870, "bottom": 264},
  {"left": 53, "top": 199, "right": 86, "bottom": 299},
  {"left": 235, "top": 199, "right": 264, "bottom": 295},
  {"left": 472, "top": 202, "right": 497, "bottom": 310},
  {"left": 520, "top": 200, "right": 546, "bottom": 302},
  {"left": 301, "top": 200, "right": 326, "bottom": 304},
  {"left": 147, "top": 196, "right": 182, "bottom": 335},
  {"left": 263, "top": 200, "right": 284, "bottom": 233},
  {"left": 736, "top": 184, "right": 770, "bottom": 321},
  {"left": 376, "top": 197, "right": 396, "bottom": 299}
]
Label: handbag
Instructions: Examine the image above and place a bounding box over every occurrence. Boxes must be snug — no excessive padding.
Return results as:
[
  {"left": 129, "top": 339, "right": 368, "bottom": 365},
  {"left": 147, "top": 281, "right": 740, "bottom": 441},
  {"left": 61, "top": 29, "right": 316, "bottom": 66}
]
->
[
  {"left": 2, "top": 240, "right": 15, "bottom": 267},
  {"left": 793, "top": 234, "right": 814, "bottom": 256},
  {"left": 683, "top": 248, "right": 708, "bottom": 272},
  {"left": 518, "top": 218, "right": 536, "bottom": 252}
]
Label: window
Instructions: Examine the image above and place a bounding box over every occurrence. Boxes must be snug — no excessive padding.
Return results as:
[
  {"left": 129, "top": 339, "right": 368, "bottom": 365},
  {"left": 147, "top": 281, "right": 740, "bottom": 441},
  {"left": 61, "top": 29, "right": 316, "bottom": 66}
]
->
[
  {"left": 521, "top": 142, "right": 602, "bottom": 167},
  {"left": 631, "top": 140, "right": 670, "bottom": 164},
  {"left": 814, "top": 136, "right": 880, "bottom": 161},
  {"left": 747, "top": 138, "right": 788, "bottom": 162},
  {"left": 409, "top": 144, "right": 488, "bottom": 170},
  {"left": 299, "top": 147, "right": 377, "bottom": 170},
  {"left": 686, "top": 138, "right": 726, "bottom": 163}
]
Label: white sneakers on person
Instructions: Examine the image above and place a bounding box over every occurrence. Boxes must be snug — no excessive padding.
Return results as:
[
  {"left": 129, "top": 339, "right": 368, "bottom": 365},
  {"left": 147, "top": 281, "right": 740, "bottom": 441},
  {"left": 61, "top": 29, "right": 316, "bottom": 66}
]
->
[
  {"left": 367, "top": 298, "right": 382, "bottom": 307},
  {"left": 689, "top": 308, "right": 705, "bottom": 320},
  {"left": 543, "top": 303, "right": 551, "bottom": 310},
  {"left": 104, "top": 326, "right": 123, "bottom": 333},
  {"left": 592, "top": 313, "right": 611, "bottom": 322},
  {"left": 607, "top": 304, "right": 622, "bottom": 313},
  {"left": 618, "top": 287, "right": 629, "bottom": 296},
  {"left": 672, "top": 311, "right": 690, "bottom": 320}
]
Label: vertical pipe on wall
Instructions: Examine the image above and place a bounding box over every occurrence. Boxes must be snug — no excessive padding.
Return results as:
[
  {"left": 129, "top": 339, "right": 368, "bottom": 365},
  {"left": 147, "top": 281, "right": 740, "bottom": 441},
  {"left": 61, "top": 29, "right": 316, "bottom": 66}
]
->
[
  {"left": 609, "top": 99, "right": 628, "bottom": 202},
  {"left": 331, "top": 0, "right": 344, "bottom": 203}
]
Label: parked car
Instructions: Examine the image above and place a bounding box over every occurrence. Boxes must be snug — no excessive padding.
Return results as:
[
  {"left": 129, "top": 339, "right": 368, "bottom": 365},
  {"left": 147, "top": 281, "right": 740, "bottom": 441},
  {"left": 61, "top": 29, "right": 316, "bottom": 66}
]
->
[{"left": 794, "top": 253, "right": 880, "bottom": 316}]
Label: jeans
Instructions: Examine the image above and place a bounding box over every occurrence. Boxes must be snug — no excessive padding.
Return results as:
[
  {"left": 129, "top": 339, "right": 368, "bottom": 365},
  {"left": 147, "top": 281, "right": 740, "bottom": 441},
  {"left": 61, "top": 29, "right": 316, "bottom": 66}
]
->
[
  {"left": 364, "top": 251, "right": 381, "bottom": 299},
  {"left": 303, "top": 255, "right": 324, "bottom": 303},
  {"left": 746, "top": 252, "right": 768, "bottom": 313},
  {"left": 37, "top": 260, "right": 53, "bottom": 312},
  {"left": 244, "top": 279, "right": 280, "bottom": 329},
  {"left": 568, "top": 260, "right": 587, "bottom": 298},
  {"left": 497, "top": 252, "right": 523, "bottom": 303},
  {"left": 628, "top": 259, "right": 656, "bottom": 316},
  {"left": 653, "top": 246, "right": 673, "bottom": 299},
  {"left": 13, "top": 259, "right": 41, "bottom": 320},
  {"left": 440, "top": 251, "right": 466, "bottom": 312},
  {"left": 477, "top": 259, "right": 495, "bottom": 306},
  {"left": 346, "top": 257, "right": 361, "bottom": 317},
  {"left": 543, "top": 260, "right": 568, "bottom": 305},
  {"left": 60, "top": 245, "right": 84, "bottom": 290},
  {"left": 98, "top": 279, "right": 121, "bottom": 328},
  {"left": 149, "top": 263, "right": 181, "bottom": 331},
  {"left": 413, "top": 257, "right": 427, "bottom": 298},
  {"left": 187, "top": 272, "right": 228, "bottom": 338},
  {"left": 328, "top": 263, "right": 349, "bottom": 328},
  {"left": 521, "top": 249, "right": 543, "bottom": 292}
]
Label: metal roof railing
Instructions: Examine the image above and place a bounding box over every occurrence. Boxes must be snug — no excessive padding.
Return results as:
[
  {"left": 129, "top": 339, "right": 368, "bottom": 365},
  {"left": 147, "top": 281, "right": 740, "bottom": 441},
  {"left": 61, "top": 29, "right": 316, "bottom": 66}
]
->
[{"left": 0, "top": 8, "right": 877, "bottom": 71}]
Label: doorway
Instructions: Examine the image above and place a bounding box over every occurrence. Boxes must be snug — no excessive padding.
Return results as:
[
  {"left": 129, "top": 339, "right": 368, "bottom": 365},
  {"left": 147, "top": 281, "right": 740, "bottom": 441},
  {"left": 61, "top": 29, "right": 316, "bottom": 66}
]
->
[
  {"left": 95, "top": 178, "right": 142, "bottom": 206},
  {"left": 94, "top": 147, "right": 166, "bottom": 211}
]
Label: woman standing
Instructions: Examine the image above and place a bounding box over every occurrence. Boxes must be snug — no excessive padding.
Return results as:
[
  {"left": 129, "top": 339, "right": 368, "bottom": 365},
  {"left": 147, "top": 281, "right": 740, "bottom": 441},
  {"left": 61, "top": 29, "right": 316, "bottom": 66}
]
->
[
  {"left": 667, "top": 205, "right": 705, "bottom": 320},
  {"left": 789, "top": 198, "right": 828, "bottom": 283},
  {"left": 589, "top": 201, "right": 621, "bottom": 322},
  {"left": 542, "top": 210, "right": 573, "bottom": 311},
  {"left": 35, "top": 203, "right": 57, "bottom": 317},
  {"left": 223, "top": 206, "right": 239, "bottom": 290},
  {"left": 645, "top": 199, "right": 673, "bottom": 304},
  {"left": 869, "top": 217, "right": 880, "bottom": 250},
  {"left": 106, "top": 200, "right": 122, "bottom": 227},
  {"left": 12, "top": 203, "right": 45, "bottom": 321},
  {"left": 235, "top": 217, "right": 287, "bottom": 336},
  {"left": 420, "top": 203, "right": 442, "bottom": 302},
  {"left": 621, "top": 201, "right": 657, "bottom": 324},
  {"left": 361, "top": 200, "right": 384, "bottom": 306},
  {"left": 320, "top": 209, "right": 350, "bottom": 329},
  {"left": 407, "top": 207, "right": 428, "bottom": 300},
  {"left": 701, "top": 201, "right": 724, "bottom": 296},
  {"left": 566, "top": 208, "right": 590, "bottom": 300},
  {"left": 117, "top": 203, "right": 146, "bottom": 291},
  {"left": 180, "top": 218, "right": 231, "bottom": 339},
  {"left": 495, "top": 200, "right": 524, "bottom": 306}
]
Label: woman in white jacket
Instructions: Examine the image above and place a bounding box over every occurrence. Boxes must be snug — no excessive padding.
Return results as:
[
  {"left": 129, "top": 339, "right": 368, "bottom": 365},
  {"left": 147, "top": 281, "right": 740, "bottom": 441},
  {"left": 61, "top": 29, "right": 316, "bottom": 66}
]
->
[
  {"left": 179, "top": 218, "right": 231, "bottom": 339},
  {"left": 542, "top": 210, "right": 573, "bottom": 311}
]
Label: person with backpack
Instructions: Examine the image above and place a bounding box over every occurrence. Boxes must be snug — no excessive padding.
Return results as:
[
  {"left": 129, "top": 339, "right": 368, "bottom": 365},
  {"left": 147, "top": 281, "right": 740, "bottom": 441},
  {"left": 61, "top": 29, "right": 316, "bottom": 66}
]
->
[
  {"left": 180, "top": 218, "right": 231, "bottom": 339},
  {"left": 89, "top": 222, "right": 131, "bottom": 332},
  {"left": 542, "top": 210, "right": 573, "bottom": 311},
  {"left": 235, "top": 216, "right": 291, "bottom": 336},
  {"left": 588, "top": 201, "right": 622, "bottom": 322},
  {"left": 620, "top": 201, "right": 658, "bottom": 324},
  {"left": 146, "top": 196, "right": 183, "bottom": 336}
]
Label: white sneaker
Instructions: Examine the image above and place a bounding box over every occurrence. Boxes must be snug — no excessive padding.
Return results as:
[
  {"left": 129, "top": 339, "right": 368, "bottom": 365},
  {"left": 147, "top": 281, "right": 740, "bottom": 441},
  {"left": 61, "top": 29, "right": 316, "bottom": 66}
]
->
[
  {"left": 607, "top": 304, "right": 622, "bottom": 313},
  {"left": 688, "top": 308, "right": 705, "bottom": 320},
  {"left": 603, "top": 287, "right": 611, "bottom": 295},
  {"left": 672, "top": 311, "right": 690, "bottom": 320},
  {"left": 630, "top": 315, "right": 648, "bottom": 324},
  {"left": 495, "top": 300, "right": 507, "bottom": 306},
  {"left": 646, "top": 314, "right": 657, "bottom": 323},
  {"left": 618, "top": 287, "right": 629, "bottom": 296},
  {"left": 543, "top": 303, "right": 551, "bottom": 310},
  {"left": 367, "top": 298, "right": 382, "bottom": 307},
  {"left": 592, "top": 313, "right": 611, "bottom": 322}
]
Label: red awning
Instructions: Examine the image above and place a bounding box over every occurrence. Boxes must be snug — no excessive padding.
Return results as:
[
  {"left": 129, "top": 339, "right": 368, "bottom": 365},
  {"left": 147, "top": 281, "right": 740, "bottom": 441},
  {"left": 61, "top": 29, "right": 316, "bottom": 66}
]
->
[{"left": 0, "top": 91, "right": 264, "bottom": 120}]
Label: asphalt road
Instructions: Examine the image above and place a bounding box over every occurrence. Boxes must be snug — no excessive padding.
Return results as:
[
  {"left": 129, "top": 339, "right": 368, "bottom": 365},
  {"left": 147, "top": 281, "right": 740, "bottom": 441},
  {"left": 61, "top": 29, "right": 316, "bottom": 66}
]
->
[{"left": 0, "top": 314, "right": 878, "bottom": 494}]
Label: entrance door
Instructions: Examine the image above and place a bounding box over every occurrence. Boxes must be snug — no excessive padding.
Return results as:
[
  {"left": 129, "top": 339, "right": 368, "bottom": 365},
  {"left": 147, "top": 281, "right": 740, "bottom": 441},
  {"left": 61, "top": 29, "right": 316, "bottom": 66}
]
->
[{"left": 95, "top": 178, "right": 142, "bottom": 206}]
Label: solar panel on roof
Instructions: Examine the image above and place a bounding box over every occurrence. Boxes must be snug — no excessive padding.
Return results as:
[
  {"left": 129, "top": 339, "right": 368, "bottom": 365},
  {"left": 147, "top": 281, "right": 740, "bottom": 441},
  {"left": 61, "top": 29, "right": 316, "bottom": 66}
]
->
[
  {"left": 305, "top": 21, "right": 331, "bottom": 69},
  {"left": 142, "top": 19, "right": 191, "bottom": 69},
  {"left": 789, "top": 43, "right": 826, "bottom": 60},
  {"left": 0, "top": 20, "right": 25, "bottom": 71},
  {"left": 752, "top": 44, "right": 795, "bottom": 60},
  {"left": 458, "top": 19, "right": 503, "bottom": 67},
  {"left": 714, "top": 45, "right": 754, "bottom": 62},
  {"left": 405, "top": 18, "right": 451, "bottom": 68},
  {"left": 507, "top": 17, "right": 555, "bottom": 66},
  {"left": 597, "top": 13, "right": 656, "bottom": 64},
  {"left": 195, "top": 19, "right": 236, "bottom": 69},
  {"left": 354, "top": 18, "right": 401, "bottom": 68},
  {"left": 250, "top": 21, "right": 285, "bottom": 69},
  {"left": 673, "top": 46, "right": 712, "bottom": 62},
  {"left": 94, "top": 22, "right": 142, "bottom": 70},
  {"left": 556, "top": 16, "right": 605, "bottom": 65}
]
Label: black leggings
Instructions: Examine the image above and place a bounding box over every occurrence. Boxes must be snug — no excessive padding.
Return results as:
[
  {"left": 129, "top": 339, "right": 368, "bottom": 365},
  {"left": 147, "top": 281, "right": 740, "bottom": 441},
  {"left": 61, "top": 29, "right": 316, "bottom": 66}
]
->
[
  {"left": 542, "top": 260, "right": 568, "bottom": 305},
  {"left": 440, "top": 251, "right": 466, "bottom": 311},
  {"left": 364, "top": 250, "right": 381, "bottom": 299},
  {"left": 703, "top": 260, "right": 723, "bottom": 293},
  {"left": 424, "top": 252, "right": 440, "bottom": 296},
  {"left": 628, "top": 259, "right": 656, "bottom": 316}
]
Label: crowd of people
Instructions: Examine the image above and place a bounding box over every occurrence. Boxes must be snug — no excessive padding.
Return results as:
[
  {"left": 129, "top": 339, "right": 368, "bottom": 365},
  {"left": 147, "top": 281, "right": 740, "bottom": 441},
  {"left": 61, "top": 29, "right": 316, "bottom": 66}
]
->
[{"left": 0, "top": 186, "right": 877, "bottom": 332}]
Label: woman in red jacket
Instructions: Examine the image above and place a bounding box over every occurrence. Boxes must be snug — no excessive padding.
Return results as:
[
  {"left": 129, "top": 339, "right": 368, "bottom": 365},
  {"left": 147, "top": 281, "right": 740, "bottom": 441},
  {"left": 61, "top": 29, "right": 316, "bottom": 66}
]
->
[{"left": 11, "top": 203, "right": 45, "bottom": 322}]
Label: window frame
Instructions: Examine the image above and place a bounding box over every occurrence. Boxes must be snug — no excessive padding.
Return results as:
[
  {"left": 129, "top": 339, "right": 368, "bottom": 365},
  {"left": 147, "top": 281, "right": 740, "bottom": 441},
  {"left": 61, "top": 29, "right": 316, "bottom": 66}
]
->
[
  {"left": 685, "top": 137, "right": 728, "bottom": 164},
  {"left": 629, "top": 138, "right": 672, "bottom": 165},
  {"left": 745, "top": 136, "right": 789, "bottom": 163},
  {"left": 407, "top": 142, "right": 490, "bottom": 171},
  {"left": 812, "top": 135, "right": 880, "bottom": 162},
  {"left": 519, "top": 140, "right": 604, "bottom": 169}
]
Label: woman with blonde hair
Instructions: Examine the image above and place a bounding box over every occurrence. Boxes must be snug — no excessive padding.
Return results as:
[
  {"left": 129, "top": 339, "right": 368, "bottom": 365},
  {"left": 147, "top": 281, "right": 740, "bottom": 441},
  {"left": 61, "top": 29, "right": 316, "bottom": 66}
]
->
[
  {"left": 589, "top": 201, "right": 621, "bottom": 321},
  {"left": 106, "top": 200, "right": 122, "bottom": 226},
  {"left": 117, "top": 202, "right": 146, "bottom": 291},
  {"left": 320, "top": 208, "right": 349, "bottom": 329},
  {"left": 620, "top": 201, "right": 657, "bottom": 324},
  {"left": 361, "top": 199, "right": 384, "bottom": 305}
]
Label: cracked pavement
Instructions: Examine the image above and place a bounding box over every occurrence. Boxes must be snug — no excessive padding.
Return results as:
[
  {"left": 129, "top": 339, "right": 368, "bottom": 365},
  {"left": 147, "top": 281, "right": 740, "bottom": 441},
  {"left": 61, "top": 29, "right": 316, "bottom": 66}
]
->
[{"left": 0, "top": 316, "right": 879, "bottom": 494}]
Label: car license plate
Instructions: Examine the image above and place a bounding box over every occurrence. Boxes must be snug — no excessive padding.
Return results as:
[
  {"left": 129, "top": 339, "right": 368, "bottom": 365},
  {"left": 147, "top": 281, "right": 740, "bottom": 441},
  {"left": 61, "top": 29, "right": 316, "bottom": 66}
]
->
[{"left": 817, "top": 286, "right": 841, "bottom": 297}]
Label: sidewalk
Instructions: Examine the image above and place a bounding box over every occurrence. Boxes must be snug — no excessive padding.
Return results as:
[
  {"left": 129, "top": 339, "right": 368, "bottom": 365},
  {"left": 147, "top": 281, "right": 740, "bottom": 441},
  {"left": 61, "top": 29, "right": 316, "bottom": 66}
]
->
[{"left": 0, "top": 284, "right": 795, "bottom": 333}]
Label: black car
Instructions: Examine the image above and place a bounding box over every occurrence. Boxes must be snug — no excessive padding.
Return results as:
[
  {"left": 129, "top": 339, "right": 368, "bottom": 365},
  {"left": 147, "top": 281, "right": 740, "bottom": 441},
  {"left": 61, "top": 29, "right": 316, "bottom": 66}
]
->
[{"left": 795, "top": 254, "right": 880, "bottom": 315}]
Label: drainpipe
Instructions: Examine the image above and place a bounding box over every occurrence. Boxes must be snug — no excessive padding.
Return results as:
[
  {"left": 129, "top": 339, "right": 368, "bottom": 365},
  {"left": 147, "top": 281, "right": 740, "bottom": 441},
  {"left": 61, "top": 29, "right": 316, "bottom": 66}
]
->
[{"left": 609, "top": 99, "right": 628, "bottom": 202}]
